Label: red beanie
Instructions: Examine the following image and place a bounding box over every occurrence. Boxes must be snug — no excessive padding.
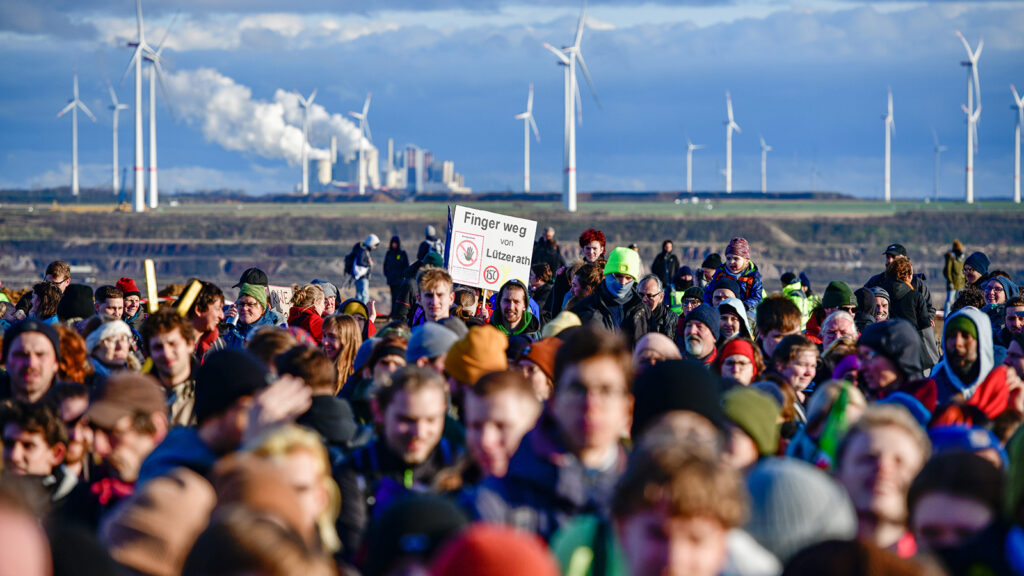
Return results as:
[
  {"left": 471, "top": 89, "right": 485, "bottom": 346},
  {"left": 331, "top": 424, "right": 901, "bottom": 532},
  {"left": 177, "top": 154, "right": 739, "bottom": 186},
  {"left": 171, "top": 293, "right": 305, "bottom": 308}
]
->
[
  {"left": 430, "top": 525, "right": 559, "bottom": 576},
  {"left": 725, "top": 237, "right": 750, "bottom": 259},
  {"left": 116, "top": 277, "right": 142, "bottom": 297},
  {"left": 715, "top": 338, "right": 759, "bottom": 380}
]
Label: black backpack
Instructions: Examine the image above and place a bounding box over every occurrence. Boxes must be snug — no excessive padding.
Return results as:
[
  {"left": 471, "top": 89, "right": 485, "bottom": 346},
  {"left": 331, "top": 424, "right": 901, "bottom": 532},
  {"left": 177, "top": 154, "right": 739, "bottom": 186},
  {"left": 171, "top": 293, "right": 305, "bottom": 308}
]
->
[{"left": 343, "top": 243, "right": 360, "bottom": 278}]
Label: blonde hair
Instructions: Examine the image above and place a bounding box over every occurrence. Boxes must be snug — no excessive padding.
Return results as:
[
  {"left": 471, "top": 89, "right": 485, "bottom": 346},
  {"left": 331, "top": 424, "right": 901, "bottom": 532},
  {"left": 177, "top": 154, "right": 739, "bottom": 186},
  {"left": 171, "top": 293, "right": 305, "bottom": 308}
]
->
[
  {"left": 322, "top": 315, "right": 361, "bottom": 393},
  {"left": 291, "top": 284, "right": 325, "bottom": 309},
  {"left": 417, "top": 267, "right": 453, "bottom": 294},
  {"left": 245, "top": 425, "right": 341, "bottom": 554}
]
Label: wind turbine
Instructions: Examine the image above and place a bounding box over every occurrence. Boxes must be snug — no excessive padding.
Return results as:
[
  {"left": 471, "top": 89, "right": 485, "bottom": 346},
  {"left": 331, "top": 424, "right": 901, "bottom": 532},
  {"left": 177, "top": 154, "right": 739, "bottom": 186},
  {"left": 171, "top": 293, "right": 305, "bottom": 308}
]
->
[
  {"left": 296, "top": 89, "right": 317, "bottom": 196},
  {"left": 1012, "top": 85, "right": 1023, "bottom": 203},
  {"left": 349, "top": 93, "right": 372, "bottom": 195},
  {"left": 932, "top": 128, "right": 947, "bottom": 201},
  {"left": 956, "top": 30, "right": 982, "bottom": 204},
  {"left": 685, "top": 138, "right": 704, "bottom": 194},
  {"left": 107, "top": 81, "right": 128, "bottom": 195},
  {"left": 883, "top": 89, "right": 894, "bottom": 203},
  {"left": 57, "top": 72, "right": 97, "bottom": 197},
  {"left": 543, "top": 0, "right": 599, "bottom": 213},
  {"left": 724, "top": 91, "right": 741, "bottom": 193},
  {"left": 142, "top": 12, "right": 177, "bottom": 210},
  {"left": 122, "top": 0, "right": 154, "bottom": 212},
  {"left": 514, "top": 84, "right": 540, "bottom": 193},
  {"left": 759, "top": 135, "right": 772, "bottom": 194}
]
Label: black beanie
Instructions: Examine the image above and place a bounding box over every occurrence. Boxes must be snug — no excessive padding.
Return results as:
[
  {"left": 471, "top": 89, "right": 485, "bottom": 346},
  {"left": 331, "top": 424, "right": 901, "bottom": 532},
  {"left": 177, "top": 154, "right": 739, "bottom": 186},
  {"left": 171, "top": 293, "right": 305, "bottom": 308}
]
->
[
  {"left": 857, "top": 318, "right": 922, "bottom": 379},
  {"left": 57, "top": 284, "right": 95, "bottom": 321},
  {"left": 631, "top": 358, "right": 724, "bottom": 438},
  {"left": 363, "top": 494, "right": 469, "bottom": 576},
  {"left": 701, "top": 253, "right": 723, "bottom": 270},
  {"left": 780, "top": 272, "right": 797, "bottom": 286},
  {"left": 194, "top": 350, "right": 271, "bottom": 425},
  {"left": 711, "top": 276, "right": 743, "bottom": 299},
  {"left": 2, "top": 319, "right": 61, "bottom": 363}
]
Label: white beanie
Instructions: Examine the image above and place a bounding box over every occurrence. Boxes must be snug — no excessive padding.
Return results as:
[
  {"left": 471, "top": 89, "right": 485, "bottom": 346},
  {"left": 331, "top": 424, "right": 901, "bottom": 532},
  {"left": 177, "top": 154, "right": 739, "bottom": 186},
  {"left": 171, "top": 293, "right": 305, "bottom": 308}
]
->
[
  {"left": 86, "top": 320, "right": 133, "bottom": 353},
  {"left": 364, "top": 234, "right": 380, "bottom": 247}
]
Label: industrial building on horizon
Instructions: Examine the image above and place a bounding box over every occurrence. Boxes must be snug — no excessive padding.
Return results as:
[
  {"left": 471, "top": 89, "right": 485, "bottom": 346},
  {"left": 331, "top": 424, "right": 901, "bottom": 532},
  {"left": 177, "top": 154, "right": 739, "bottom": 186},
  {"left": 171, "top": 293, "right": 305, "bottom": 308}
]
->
[{"left": 310, "top": 137, "right": 470, "bottom": 195}]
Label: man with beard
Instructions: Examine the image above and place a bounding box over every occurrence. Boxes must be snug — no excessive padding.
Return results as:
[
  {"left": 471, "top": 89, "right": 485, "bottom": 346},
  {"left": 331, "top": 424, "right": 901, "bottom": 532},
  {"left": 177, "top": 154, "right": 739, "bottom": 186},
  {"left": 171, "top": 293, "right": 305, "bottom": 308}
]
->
[
  {"left": 930, "top": 307, "right": 1008, "bottom": 418},
  {"left": 678, "top": 303, "right": 721, "bottom": 366},
  {"left": 836, "top": 405, "right": 930, "bottom": 557},
  {"left": 140, "top": 309, "right": 198, "bottom": 427},
  {"left": 1, "top": 319, "right": 61, "bottom": 403},
  {"left": 491, "top": 279, "right": 542, "bottom": 340}
]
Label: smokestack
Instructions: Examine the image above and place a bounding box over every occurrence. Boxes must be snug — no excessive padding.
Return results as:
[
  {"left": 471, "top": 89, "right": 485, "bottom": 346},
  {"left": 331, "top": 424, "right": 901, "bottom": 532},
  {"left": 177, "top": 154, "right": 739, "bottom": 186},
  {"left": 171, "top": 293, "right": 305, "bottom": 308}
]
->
[
  {"left": 387, "top": 138, "right": 394, "bottom": 172},
  {"left": 330, "top": 136, "right": 337, "bottom": 165}
]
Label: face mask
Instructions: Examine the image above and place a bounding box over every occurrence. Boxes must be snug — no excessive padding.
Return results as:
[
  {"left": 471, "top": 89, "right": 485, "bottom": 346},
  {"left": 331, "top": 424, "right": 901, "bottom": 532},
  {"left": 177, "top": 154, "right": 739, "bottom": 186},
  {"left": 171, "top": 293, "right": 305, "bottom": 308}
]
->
[{"left": 605, "top": 275, "right": 634, "bottom": 300}]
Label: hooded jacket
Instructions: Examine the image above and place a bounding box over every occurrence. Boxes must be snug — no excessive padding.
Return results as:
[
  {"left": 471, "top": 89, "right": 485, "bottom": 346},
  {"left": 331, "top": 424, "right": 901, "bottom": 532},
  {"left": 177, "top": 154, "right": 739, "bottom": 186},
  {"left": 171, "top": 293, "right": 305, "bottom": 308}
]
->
[
  {"left": 222, "top": 308, "right": 282, "bottom": 349},
  {"left": 931, "top": 307, "right": 995, "bottom": 403},
  {"left": 718, "top": 297, "right": 753, "bottom": 341},
  {"left": 571, "top": 278, "right": 649, "bottom": 347},
  {"left": 287, "top": 305, "right": 324, "bottom": 344},
  {"left": 782, "top": 281, "right": 813, "bottom": 330},
  {"left": 704, "top": 262, "right": 765, "bottom": 311},
  {"left": 490, "top": 309, "right": 542, "bottom": 340},
  {"left": 383, "top": 236, "right": 409, "bottom": 288},
  {"left": 866, "top": 272, "right": 935, "bottom": 316}
]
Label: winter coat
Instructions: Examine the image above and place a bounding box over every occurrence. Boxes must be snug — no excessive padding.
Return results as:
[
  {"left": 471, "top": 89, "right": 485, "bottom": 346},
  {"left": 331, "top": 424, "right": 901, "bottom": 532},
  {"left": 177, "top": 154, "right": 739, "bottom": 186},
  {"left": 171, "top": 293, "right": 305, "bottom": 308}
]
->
[
  {"left": 383, "top": 241, "right": 409, "bottom": 288},
  {"left": 703, "top": 262, "right": 765, "bottom": 311},
  {"left": 490, "top": 310, "right": 543, "bottom": 340},
  {"left": 531, "top": 283, "right": 554, "bottom": 321},
  {"left": 287, "top": 305, "right": 323, "bottom": 344},
  {"left": 931, "top": 307, "right": 996, "bottom": 404},
  {"left": 650, "top": 251, "right": 680, "bottom": 289},
  {"left": 222, "top": 309, "right": 283, "bottom": 349},
  {"left": 571, "top": 280, "right": 649, "bottom": 347},
  {"left": 882, "top": 279, "right": 931, "bottom": 331},
  {"left": 782, "top": 281, "right": 814, "bottom": 330},
  {"left": 944, "top": 250, "right": 966, "bottom": 290},
  {"left": 645, "top": 303, "right": 679, "bottom": 340},
  {"left": 296, "top": 395, "right": 360, "bottom": 453},
  {"left": 472, "top": 413, "right": 628, "bottom": 542},
  {"left": 865, "top": 272, "right": 935, "bottom": 317},
  {"left": 350, "top": 243, "right": 372, "bottom": 281},
  {"left": 531, "top": 238, "right": 565, "bottom": 273},
  {"left": 135, "top": 426, "right": 218, "bottom": 486}
]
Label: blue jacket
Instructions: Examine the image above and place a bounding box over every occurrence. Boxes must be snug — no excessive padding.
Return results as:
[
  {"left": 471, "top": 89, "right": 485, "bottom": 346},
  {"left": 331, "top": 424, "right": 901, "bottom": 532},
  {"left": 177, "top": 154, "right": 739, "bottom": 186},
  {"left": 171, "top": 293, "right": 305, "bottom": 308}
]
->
[
  {"left": 472, "top": 414, "right": 627, "bottom": 542},
  {"left": 222, "top": 309, "right": 282, "bottom": 349},
  {"left": 135, "top": 426, "right": 218, "bottom": 487}
]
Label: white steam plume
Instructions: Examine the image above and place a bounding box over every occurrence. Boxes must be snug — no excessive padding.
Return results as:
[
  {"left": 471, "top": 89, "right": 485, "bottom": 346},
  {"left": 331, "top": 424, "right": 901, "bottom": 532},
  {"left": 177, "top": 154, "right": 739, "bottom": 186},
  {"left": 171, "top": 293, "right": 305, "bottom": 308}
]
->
[{"left": 162, "top": 67, "right": 371, "bottom": 166}]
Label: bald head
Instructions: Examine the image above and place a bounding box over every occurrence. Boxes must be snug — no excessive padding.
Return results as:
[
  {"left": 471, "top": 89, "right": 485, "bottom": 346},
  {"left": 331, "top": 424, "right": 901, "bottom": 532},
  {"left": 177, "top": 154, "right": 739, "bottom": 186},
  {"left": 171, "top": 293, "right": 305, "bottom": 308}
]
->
[{"left": 633, "top": 333, "right": 682, "bottom": 371}]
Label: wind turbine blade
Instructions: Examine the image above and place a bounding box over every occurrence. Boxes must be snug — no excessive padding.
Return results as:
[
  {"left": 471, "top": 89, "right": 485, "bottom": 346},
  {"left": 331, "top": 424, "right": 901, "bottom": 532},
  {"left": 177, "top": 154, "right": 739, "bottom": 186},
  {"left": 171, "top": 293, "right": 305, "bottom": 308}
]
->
[
  {"left": 527, "top": 83, "right": 533, "bottom": 113},
  {"left": 694, "top": 144, "right": 704, "bottom": 150},
  {"left": 955, "top": 30, "right": 972, "bottom": 56},
  {"left": 732, "top": 122, "right": 742, "bottom": 135},
  {"left": 57, "top": 102, "right": 75, "bottom": 118},
  {"left": 962, "top": 103, "right": 970, "bottom": 115},
  {"left": 726, "top": 91, "right": 734, "bottom": 123},
  {"left": 308, "top": 88, "right": 317, "bottom": 106},
  {"left": 542, "top": 42, "right": 570, "bottom": 64},
  {"left": 529, "top": 116, "right": 540, "bottom": 142},
  {"left": 154, "top": 62, "right": 176, "bottom": 121},
  {"left": 972, "top": 65, "right": 981, "bottom": 108},
  {"left": 364, "top": 121, "right": 372, "bottom": 143},
  {"left": 575, "top": 52, "right": 600, "bottom": 108},
  {"left": 362, "top": 93, "right": 372, "bottom": 116},
  {"left": 975, "top": 37, "right": 983, "bottom": 60},
  {"left": 119, "top": 49, "right": 140, "bottom": 86},
  {"left": 136, "top": 0, "right": 145, "bottom": 44},
  {"left": 574, "top": 0, "right": 587, "bottom": 49},
  {"left": 1013, "top": 84, "right": 1023, "bottom": 107},
  {"left": 349, "top": 112, "right": 362, "bottom": 121},
  {"left": 932, "top": 127, "right": 939, "bottom": 147},
  {"left": 574, "top": 73, "right": 583, "bottom": 122},
  {"left": 514, "top": 112, "right": 528, "bottom": 120},
  {"left": 759, "top": 135, "right": 765, "bottom": 147},
  {"left": 107, "top": 81, "right": 119, "bottom": 106},
  {"left": 78, "top": 101, "right": 98, "bottom": 122},
  {"left": 155, "top": 10, "right": 181, "bottom": 54}
]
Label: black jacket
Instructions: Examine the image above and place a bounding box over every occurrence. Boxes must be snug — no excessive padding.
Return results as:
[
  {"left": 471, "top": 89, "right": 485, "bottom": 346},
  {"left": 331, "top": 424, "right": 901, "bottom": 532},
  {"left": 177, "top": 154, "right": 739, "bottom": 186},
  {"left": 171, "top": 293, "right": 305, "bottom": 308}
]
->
[
  {"left": 383, "top": 246, "right": 409, "bottom": 288},
  {"left": 390, "top": 261, "right": 425, "bottom": 324},
  {"left": 532, "top": 239, "right": 565, "bottom": 273},
  {"left": 866, "top": 272, "right": 935, "bottom": 316},
  {"left": 651, "top": 252, "right": 680, "bottom": 289},
  {"left": 531, "top": 283, "right": 553, "bottom": 322},
  {"left": 571, "top": 282, "right": 649, "bottom": 347},
  {"left": 882, "top": 278, "right": 932, "bottom": 331},
  {"left": 646, "top": 304, "right": 679, "bottom": 340},
  {"left": 296, "top": 395, "right": 360, "bottom": 451}
]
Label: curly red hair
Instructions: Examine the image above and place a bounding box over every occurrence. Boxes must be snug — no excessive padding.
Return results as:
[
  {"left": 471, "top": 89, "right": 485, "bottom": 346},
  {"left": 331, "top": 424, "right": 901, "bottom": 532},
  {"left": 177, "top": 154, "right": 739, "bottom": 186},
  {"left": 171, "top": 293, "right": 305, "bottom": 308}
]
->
[{"left": 578, "top": 228, "right": 606, "bottom": 250}]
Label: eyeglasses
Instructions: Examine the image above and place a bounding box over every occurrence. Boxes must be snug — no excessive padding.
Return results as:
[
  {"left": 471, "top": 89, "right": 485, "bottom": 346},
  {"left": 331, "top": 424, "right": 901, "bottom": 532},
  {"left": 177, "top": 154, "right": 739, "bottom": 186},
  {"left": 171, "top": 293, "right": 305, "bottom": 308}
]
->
[
  {"left": 639, "top": 291, "right": 663, "bottom": 300},
  {"left": 563, "top": 381, "right": 628, "bottom": 401},
  {"left": 839, "top": 306, "right": 856, "bottom": 315}
]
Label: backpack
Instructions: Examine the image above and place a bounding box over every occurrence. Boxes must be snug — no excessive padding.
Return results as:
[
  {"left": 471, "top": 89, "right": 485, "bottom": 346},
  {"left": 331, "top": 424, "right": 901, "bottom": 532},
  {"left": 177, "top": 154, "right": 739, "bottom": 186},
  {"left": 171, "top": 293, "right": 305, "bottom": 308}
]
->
[{"left": 343, "top": 243, "right": 361, "bottom": 278}]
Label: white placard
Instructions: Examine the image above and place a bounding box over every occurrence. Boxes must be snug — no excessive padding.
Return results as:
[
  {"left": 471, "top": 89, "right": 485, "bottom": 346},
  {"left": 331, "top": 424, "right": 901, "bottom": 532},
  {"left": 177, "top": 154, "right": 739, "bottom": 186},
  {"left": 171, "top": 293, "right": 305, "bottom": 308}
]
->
[{"left": 448, "top": 205, "right": 537, "bottom": 291}]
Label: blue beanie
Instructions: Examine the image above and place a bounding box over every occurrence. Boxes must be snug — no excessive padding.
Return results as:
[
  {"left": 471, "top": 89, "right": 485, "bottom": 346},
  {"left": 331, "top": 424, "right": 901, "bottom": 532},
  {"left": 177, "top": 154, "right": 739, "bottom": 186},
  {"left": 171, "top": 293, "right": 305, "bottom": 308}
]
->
[
  {"left": 986, "top": 276, "right": 1019, "bottom": 300},
  {"left": 929, "top": 425, "right": 1008, "bottom": 469},
  {"left": 965, "top": 252, "right": 990, "bottom": 276},
  {"left": 684, "top": 303, "right": 721, "bottom": 340}
]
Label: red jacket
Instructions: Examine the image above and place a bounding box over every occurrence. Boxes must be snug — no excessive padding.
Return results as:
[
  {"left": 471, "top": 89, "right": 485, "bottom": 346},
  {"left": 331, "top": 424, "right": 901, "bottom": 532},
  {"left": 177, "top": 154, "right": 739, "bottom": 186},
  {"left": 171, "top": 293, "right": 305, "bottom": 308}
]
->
[{"left": 288, "top": 306, "right": 324, "bottom": 344}]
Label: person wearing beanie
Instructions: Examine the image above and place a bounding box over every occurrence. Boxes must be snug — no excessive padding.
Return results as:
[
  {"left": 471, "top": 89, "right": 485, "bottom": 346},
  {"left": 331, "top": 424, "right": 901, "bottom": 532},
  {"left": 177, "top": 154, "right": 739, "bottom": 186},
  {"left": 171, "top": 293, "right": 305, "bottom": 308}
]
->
[
  {"left": 1, "top": 319, "right": 61, "bottom": 403},
  {"left": 363, "top": 494, "right": 470, "bottom": 576},
  {"left": 115, "top": 277, "right": 146, "bottom": 331},
  {"left": 490, "top": 279, "right": 542, "bottom": 340},
  {"left": 570, "top": 246, "right": 649, "bottom": 346},
  {"left": 747, "top": 458, "right": 857, "bottom": 563},
  {"left": 407, "top": 321, "right": 460, "bottom": 375},
  {"left": 632, "top": 357, "right": 725, "bottom": 439},
  {"left": 718, "top": 297, "right": 752, "bottom": 343},
  {"left": 472, "top": 327, "right": 632, "bottom": 541},
  {"left": 86, "top": 319, "right": 140, "bottom": 378},
  {"left": 431, "top": 524, "right": 559, "bottom": 576},
  {"left": 963, "top": 251, "right": 989, "bottom": 286},
  {"left": 420, "top": 224, "right": 445, "bottom": 259},
  {"left": 677, "top": 303, "right": 720, "bottom": 366},
  {"left": 309, "top": 279, "right": 339, "bottom": 316},
  {"left": 346, "top": 233, "right": 380, "bottom": 305},
  {"left": 540, "top": 309, "right": 581, "bottom": 339},
  {"left": 701, "top": 238, "right": 764, "bottom": 312},
  {"left": 780, "top": 272, "right": 814, "bottom": 330},
  {"left": 677, "top": 285, "right": 705, "bottom": 316},
  {"left": 707, "top": 276, "right": 743, "bottom": 307},
  {"left": 222, "top": 282, "right": 282, "bottom": 349},
  {"left": 931, "top": 307, "right": 1008, "bottom": 418},
  {"left": 864, "top": 243, "right": 936, "bottom": 319},
  {"left": 723, "top": 387, "right": 781, "bottom": 469},
  {"left": 136, "top": 349, "right": 311, "bottom": 486},
  {"left": 716, "top": 337, "right": 763, "bottom": 386},
  {"left": 699, "top": 253, "right": 723, "bottom": 288},
  {"left": 514, "top": 337, "right": 562, "bottom": 400},
  {"left": 982, "top": 275, "right": 1019, "bottom": 337},
  {"left": 445, "top": 325, "right": 509, "bottom": 389},
  {"left": 871, "top": 286, "right": 891, "bottom": 321},
  {"left": 666, "top": 265, "right": 697, "bottom": 316},
  {"left": 56, "top": 283, "right": 95, "bottom": 324},
  {"left": 835, "top": 404, "right": 930, "bottom": 557},
  {"left": 804, "top": 280, "right": 856, "bottom": 344}
]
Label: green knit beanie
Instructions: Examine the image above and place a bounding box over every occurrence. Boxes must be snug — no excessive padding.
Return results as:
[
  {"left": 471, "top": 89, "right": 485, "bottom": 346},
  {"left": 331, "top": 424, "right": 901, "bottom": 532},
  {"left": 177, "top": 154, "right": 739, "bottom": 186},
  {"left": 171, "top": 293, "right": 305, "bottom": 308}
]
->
[
  {"left": 238, "top": 283, "right": 267, "bottom": 311},
  {"left": 603, "top": 247, "right": 642, "bottom": 282},
  {"left": 822, "top": 281, "right": 856, "bottom": 309},
  {"left": 723, "top": 387, "right": 781, "bottom": 456},
  {"left": 945, "top": 314, "right": 978, "bottom": 341}
]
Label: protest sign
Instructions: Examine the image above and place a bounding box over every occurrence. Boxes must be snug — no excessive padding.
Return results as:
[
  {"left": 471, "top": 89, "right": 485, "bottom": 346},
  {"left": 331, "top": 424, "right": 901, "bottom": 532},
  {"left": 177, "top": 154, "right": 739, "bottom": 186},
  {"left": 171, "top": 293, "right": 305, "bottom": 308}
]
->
[
  {"left": 448, "top": 205, "right": 537, "bottom": 291},
  {"left": 267, "top": 285, "right": 294, "bottom": 318}
]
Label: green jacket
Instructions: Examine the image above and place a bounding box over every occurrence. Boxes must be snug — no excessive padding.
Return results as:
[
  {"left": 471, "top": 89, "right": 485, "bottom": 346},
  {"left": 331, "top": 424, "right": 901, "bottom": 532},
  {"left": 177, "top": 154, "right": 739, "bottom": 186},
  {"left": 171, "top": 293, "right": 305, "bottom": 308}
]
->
[
  {"left": 551, "top": 515, "right": 628, "bottom": 576},
  {"left": 782, "top": 281, "right": 814, "bottom": 330}
]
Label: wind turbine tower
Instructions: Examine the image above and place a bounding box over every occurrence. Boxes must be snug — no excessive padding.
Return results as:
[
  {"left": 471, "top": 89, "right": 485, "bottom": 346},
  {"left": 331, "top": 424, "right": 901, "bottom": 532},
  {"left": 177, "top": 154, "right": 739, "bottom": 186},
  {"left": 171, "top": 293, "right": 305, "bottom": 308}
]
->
[
  {"left": 296, "top": 89, "right": 317, "bottom": 195},
  {"left": 760, "top": 135, "right": 772, "bottom": 194},
  {"left": 956, "top": 30, "right": 982, "bottom": 204},
  {"left": 932, "top": 128, "right": 947, "bottom": 201},
  {"left": 515, "top": 84, "right": 540, "bottom": 193},
  {"left": 1012, "top": 85, "right": 1023, "bottom": 203},
  {"left": 107, "top": 82, "right": 128, "bottom": 194},
  {"left": 883, "top": 89, "right": 894, "bottom": 203},
  {"left": 123, "top": 0, "right": 154, "bottom": 212},
  {"left": 725, "top": 91, "right": 741, "bottom": 194},
  {"left": 57, "top": 72, "right": 97, "bottom": 197},
  {"left": 685, "top": 138, "right": 704, "bottom": 194},
  {"left": 349, "top": 93, "right": 372, "bottom": 195},
  {"left": 543, "top": 0, "right": 599, "bottom": 213},
  {"left": 142, "top": 14, "right": 176, "bottom": 210}
]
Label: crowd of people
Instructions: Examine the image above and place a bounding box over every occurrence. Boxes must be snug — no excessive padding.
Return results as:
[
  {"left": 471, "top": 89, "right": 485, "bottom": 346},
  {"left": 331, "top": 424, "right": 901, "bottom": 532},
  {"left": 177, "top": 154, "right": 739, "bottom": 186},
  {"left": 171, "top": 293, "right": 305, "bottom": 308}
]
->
[{"left": 0, "top": 224, "right": 1021, "bottom": 576}]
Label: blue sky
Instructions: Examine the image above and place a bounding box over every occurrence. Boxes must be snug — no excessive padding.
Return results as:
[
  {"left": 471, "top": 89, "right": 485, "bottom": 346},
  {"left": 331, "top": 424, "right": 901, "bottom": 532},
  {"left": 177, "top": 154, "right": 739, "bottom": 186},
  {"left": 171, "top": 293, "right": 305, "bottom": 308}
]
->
[{"left": 1, "top": 0, "right": 1022, "bottom": 199}]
